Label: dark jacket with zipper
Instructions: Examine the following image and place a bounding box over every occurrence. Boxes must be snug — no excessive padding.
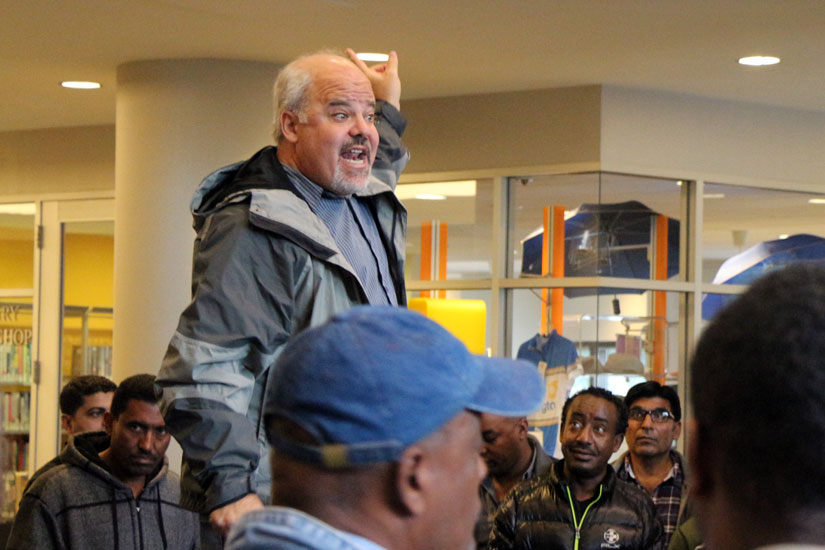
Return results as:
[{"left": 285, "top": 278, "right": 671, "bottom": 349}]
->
[
  {"left": 489, "top": 460, "right": 665, "bottom": 550},
  {"left": 6, "top": 431, "right": 199, "bottom": 550}
]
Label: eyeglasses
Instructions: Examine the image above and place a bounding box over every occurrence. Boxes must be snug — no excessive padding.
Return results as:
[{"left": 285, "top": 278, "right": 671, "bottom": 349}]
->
[{"left": 628, "top": 407, "right": 674, "bottom": 423}]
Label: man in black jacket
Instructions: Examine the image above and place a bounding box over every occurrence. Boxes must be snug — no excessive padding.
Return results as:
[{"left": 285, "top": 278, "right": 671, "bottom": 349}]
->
[
  {"left": 474, "top": 413, "right": 556, "bottom": 549},
  {"left": 490, "top": 387, "right": 664, "bottom": 550}
]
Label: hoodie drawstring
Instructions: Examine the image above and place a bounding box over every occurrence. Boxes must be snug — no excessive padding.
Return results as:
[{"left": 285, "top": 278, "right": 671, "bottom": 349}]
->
[
  {"left": 110, "top": 485, "right": 120, "bottom": 550},
  {"left": 156, "top": 483, "right": 168, "bottom": 549}
]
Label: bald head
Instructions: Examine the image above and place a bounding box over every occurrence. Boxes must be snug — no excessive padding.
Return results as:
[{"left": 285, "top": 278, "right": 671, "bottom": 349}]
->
[
  {"left": 480, "top": 413, "right": 531, "bottom": 479},
  {"left": 272, "top": 52, "right": 371, "bottom": 143}
]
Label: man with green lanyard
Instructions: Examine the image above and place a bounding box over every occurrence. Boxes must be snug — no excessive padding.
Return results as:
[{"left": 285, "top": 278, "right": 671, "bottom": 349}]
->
[{"left": 489, "top": 387, "right": 664, "bottom": 550}]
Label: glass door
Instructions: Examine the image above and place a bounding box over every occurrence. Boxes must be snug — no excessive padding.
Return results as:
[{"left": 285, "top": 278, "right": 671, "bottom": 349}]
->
[
  {"left": 0, "top": 202, "right": 35, "bottom": 520},
  {"left": 32, "top": 198, "right": 114, "bottom": 479}
]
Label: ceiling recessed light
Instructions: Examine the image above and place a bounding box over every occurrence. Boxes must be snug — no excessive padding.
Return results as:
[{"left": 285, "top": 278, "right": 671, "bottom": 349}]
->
[
  {"left": 809, "top": 198, "right": 825, "bottom": 204},
  {"left": 0, "top": 203, "right": 36, "bottom": 215},
  {"left": 738, "top": 56, "right": 780, "bottom": 67},
  {"left": 778, "top": 234, "right": 789, "bottom": 240},
  {"left": 61, "top": 81, "right": 101, "bottom": 89},
  {"left": 356, "top": 53, "right": 389, "bottom": 62},
  {"left": 415, "top": 194, "right": 447, "bottom": 201}
]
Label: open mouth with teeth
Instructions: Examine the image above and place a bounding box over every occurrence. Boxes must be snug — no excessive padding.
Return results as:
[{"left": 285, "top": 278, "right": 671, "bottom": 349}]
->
[{"left": 340, "top": 146, "right": 370, "bottom": 165}]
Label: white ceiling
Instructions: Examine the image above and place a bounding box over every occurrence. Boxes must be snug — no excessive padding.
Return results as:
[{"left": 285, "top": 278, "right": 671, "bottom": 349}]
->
[{"left": 3, "top": 0, "right": 825, "bottom": 132}]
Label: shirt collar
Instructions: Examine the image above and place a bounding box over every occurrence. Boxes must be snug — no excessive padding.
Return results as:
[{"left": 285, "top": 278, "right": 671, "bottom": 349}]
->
[
  {"left": 283, "top": 163, "right": 348, "bottom": 211},
  {"left": 623, "top": 450, "right": 682, "bottom": 483},
  {"left": 522, "top": 438, "right": 539, "bottom": 480}
]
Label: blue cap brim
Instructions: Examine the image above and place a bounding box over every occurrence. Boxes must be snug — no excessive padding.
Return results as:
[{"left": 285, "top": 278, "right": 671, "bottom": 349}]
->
[{"left": 467, "top": 356, "right": 545, "bottom": 416}]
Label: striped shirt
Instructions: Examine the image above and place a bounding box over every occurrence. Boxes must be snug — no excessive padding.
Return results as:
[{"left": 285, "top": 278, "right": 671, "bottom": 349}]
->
[
  {"left": 617, "top": 450, "right": 685, "bottom": 545},
  {"left": 284, "top": 165, "right": 397, "bottom": 305}
]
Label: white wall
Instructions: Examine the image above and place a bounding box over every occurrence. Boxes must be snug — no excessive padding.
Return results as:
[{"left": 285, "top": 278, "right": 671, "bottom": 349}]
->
[{"left": 601, "top": 86, "right": 825, "bottom": 190}]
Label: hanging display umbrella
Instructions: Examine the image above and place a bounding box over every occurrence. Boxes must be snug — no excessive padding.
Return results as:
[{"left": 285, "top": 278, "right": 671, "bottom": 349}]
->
[
  {"left": 521, "top": 200, "right": 680, "bottom": 297},
  {"left": 702, "top": 233, "right": 825, "bottom": 319}
]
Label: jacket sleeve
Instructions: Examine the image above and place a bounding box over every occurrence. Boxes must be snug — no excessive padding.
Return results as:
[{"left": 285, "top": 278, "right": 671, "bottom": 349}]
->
[
  {"left": 641, "top": 498, "right": 667, "bottom": 550},
  {"left": 487, "top": 493, "right": 518, "bottom": 550},
  {"left": 157, "top": 204, "right": 311, "bottom": 512},
  {"left": 6, "top": 494, "right": 63, "bottom": 550},
  {"left": 371, "top": 100, "right": 409, "bottom": 191}
]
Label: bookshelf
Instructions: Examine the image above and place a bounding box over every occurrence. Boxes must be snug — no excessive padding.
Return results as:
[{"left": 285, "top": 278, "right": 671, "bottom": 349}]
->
[{"left": 0, "top": 300, "right": 32, "bottom": 521}]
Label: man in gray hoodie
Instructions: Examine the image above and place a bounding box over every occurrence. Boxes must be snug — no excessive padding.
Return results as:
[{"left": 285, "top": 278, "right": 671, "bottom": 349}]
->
[{"left": 7, "top": 374, "right": 199, "bottom": 550}]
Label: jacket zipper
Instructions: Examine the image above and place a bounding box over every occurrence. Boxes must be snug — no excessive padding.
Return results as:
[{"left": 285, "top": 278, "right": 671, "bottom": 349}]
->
[
  {"left": 565, "top": 483, "right": 604, "bottom": 550},
  {"left": 136, "top": 500, "right": 144, "bottom": 549}
]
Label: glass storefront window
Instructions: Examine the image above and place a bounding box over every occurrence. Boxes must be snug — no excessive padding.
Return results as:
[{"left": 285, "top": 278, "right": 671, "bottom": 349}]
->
[
  {"left": 508, "top": 173, "right": 684, "bottom": 283},
  {"left": 401, "top": 178, "right": 494, "bottom": 281},
  {"left": 702, "top": 183, "right": 825, "bottom": 285},
  {"left": 507, "top": 288, "right": 683, "bottom": 385}
]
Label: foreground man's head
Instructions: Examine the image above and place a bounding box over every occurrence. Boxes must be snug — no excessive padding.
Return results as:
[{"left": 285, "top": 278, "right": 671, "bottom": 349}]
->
[
  {"left": 690, "top": 264, "right": 825, "bottom": 550},
  {"left": 261, "top": 306, "right": 544, "bottom": 550}
]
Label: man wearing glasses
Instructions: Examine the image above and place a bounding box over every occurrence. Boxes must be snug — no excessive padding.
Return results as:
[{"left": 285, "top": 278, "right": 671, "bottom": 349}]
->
[{"left": 613, "top": 381, "right": 689, "bottom": 545}]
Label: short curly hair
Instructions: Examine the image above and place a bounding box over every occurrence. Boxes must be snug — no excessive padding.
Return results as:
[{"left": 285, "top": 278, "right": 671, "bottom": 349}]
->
[
  {"left": 624, "top": 381, "right": 681, "bottom": 422},
  {"left": 60, "top": 375, "right": 117, "bottom": 416},
  {"left": 109, "top": 374, "right": 159, "bottom": 420},
  {"left": 561, "top": 386, "right": 628, "bottom": 437}
]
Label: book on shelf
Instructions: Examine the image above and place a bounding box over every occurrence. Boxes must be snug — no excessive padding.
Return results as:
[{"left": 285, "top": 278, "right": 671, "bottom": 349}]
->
[{"left": 0, "top": 343, "right": 32, "bottom": 385}]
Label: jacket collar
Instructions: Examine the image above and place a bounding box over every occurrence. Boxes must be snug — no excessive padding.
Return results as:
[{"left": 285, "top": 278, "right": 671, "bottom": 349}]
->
[
  {"left": 191, "top": 146, "right": 397, "bottom": 229},
  {"left": 550, "top": 458, "right": 618, "bottom": 495},
  {"left": 62, "top": 430, "right": 170, "bottom": 494}
]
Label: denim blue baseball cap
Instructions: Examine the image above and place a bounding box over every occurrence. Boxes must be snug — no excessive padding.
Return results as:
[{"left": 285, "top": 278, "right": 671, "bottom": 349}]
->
[{"left": 264, "top": 305, "right": 545, "bottom": 468}]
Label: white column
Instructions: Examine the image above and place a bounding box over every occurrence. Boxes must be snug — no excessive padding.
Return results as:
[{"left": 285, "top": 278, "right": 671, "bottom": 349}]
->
[{"left": 113, "top": 59, "right": 280, "bottom": 467}]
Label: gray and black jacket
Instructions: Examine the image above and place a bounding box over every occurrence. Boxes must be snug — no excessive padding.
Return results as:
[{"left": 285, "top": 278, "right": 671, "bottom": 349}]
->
[
  {"left": 489, "top": 460, "right": 665, "bottom": 550},
  {"left": 156, "top": 101, "right": 409, "bottom": 514},
  {"left": 7, "top": 432, "right": 199, "bottom": 550}
]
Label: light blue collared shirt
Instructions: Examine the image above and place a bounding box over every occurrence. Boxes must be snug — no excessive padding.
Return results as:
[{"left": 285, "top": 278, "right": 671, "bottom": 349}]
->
[
  {"left": 227, "top": 506, "right": 387, "bottom": 550},
  {"left": 284, "top": 165, "right": 397, "bottom": 306}
]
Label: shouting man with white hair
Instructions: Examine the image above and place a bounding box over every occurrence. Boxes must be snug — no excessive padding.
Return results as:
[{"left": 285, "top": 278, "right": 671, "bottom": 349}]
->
[{"left": 157, "top": 49, "right": 409, "bottom": 547}]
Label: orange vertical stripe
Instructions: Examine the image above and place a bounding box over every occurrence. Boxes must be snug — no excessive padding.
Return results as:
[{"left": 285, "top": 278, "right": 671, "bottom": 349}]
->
[
  {"left": 420, "top": 221, "right": 432, "bottom": 298},
  {"left": 653, "top": 215, "right": 668, "bottom": 382},
  {"left": 540, "top": 207, "right": 551, "bottom": 334},
  {"left": 551, "top": 205, "right": 566, "bottom": 334},
  {"left": 438, "top": 222, "right": 448, "bottom": 299}
]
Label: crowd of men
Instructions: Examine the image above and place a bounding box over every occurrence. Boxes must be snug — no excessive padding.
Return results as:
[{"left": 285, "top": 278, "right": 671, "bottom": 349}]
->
[{"left": 6, "top": 41, "right": 825, "bottom": 550}]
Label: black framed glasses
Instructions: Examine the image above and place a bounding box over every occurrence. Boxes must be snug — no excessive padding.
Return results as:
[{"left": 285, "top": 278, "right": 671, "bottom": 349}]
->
[{"left": 628, "top": 407, "right": 674, "bottom": 423}]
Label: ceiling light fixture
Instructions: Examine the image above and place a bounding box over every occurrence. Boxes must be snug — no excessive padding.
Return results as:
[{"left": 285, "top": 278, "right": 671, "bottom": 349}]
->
[
  {"left": 356, "top": 53, "right": 389, "bottom": 62},
  {"left": 738, "top": 56, "right": 780, "bottom": 67},
  {"left": 703, "top": 193, "right": 725, "bottom": 199},
  {"left": 61, "top": 81, "right": 101, "bottom": 89},
  {"left": 809, "top": 198, "right": 825, "bottom": 204},
  {"left": 415, "top": 194, "right": 447, "bottom": 201},
  {"left": 396, "top": 180, "right": 476, "bottom": 201},
  {"left": 778, "top": 234, "right": 789, "bottom": 240}
]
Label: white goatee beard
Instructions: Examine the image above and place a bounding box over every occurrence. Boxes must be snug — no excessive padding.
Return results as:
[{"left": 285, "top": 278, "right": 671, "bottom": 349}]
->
[{"left": 330, "top": 163, "right": 370, "bottom": 196}]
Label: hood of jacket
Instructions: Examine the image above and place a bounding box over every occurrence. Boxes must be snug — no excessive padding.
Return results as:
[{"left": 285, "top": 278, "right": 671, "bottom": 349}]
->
[{"left": 61, "top": 430, "right": 170, "bottom": 494}]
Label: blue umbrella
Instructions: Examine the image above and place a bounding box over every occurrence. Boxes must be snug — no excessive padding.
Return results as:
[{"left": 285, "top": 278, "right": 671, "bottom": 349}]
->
[
  {"left": 702, "top": 233, "right": 825, "bottom": 319},
  {"left": 521, "top": 200, "right": 680, "bottom": 297}
]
